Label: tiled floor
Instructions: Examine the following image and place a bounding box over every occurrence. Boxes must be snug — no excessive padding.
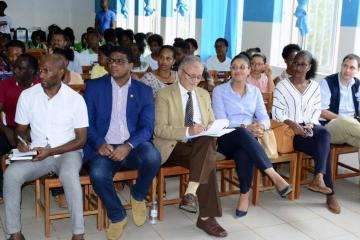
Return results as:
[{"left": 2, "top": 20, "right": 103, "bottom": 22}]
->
[{"left": 1, "top": 153, "right": 360, "bottom": 240}]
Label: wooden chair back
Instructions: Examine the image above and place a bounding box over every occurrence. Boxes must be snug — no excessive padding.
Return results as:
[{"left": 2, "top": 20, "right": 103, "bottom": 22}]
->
[{"left": 262, "top": 92, "right": 273, "bottom": 114}]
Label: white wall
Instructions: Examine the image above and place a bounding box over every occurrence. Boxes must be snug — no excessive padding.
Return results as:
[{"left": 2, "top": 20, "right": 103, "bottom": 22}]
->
[{"left": 6, "top": 0, "right": 95, "bottom": 40}]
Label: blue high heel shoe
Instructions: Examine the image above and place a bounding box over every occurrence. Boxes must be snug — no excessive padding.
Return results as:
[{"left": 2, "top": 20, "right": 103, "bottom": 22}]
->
[
  {"left": 277, "top": 184, "right": 293, "bottom": 198},
  {"left": 235, "top": 208, "right": 248, "bottom": 218}
]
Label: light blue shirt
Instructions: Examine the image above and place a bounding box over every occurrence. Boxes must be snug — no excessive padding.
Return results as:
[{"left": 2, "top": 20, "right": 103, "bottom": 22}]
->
[
  {"left": 320, "top": 74, "right": 358, "bottom": 116},
  {"left": 212, "top": 81, "right": 270, "bottom": 129}
]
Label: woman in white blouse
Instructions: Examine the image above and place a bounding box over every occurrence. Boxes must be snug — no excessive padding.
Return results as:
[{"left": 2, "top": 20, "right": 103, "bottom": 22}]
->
[{"left": 272, "top": 50, "right": 341, "bottom": 214}]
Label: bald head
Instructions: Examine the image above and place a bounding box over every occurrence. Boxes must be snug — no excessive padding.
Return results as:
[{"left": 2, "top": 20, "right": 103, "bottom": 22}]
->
[{"left": 39, "top": 54, "right": 66, "bottom": 90}]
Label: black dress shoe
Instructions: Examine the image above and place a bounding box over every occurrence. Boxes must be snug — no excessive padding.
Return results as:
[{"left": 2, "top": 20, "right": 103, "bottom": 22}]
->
[
  {"left": 179, "top": 193, "right": 198, "bottom": 213},
  {"left": 7, "top": 233, "right": 25, "bottom": 240}
]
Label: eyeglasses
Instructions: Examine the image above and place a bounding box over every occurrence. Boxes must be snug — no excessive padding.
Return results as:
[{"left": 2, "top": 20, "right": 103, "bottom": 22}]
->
[
  {"left": 107, "top": 58, "right": 128, "bottom": 65},
  {"left": 182, "top": 69, "right": 202, "bottom": 82},
  {"left": 230, "top": 65, "right": 248, "bottom": 71}
]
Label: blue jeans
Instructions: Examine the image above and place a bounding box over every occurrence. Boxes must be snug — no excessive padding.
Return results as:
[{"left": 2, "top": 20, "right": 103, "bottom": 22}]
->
[{"left": 89, "top": 142, "right": 161, "bottom": 223}]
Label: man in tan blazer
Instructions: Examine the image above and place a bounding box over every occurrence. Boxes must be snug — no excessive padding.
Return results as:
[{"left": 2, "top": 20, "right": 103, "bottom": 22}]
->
[{"left": 153, "top": 55, "right": 227, "bottom": 238}]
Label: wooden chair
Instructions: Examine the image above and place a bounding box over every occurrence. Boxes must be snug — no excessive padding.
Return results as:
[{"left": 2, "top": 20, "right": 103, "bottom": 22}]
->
[
  {"left": 156, "top": 165, "right": 189, "bottom": 221},
  {"left": 81, "top": 73, "right": 91, "bottom": 81},
  {"left": 36, "top": 169, "right": 103, "bottom": 238},
  {"left": 103, "top": 170, "right": 157, "bottom": 228},
  {"left": 82, "top": 65, "right": 93, "bottom": 74},
  {"left": 252, "top": 152, "right": 298, "bottom": 205},
  {"left": 26, "top": 48, "right": 47, "bottom": 60},
  {"left": 331, "top": 143, "right": 359, "bottom": 181},
  {"left": 262, "top": 92, "right": 273, "bottom": 115}
]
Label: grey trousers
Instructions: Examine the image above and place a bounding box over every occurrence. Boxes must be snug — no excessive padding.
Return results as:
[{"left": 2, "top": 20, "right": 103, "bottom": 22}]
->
[{"left": 4, "top": 151, "right": 84, "bottom": 235}]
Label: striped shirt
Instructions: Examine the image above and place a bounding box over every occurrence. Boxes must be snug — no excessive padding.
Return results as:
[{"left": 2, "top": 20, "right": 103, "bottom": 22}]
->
[{"left": 272, "top": 78, "right": 321, "bottom": 125}]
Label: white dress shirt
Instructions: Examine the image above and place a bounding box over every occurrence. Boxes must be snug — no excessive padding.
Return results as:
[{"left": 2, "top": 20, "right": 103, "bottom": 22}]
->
[
  {"left": 15, "top": 83, "right": 89, "bottom": 148},
  {"left": 320, "top": 75, "right": 357, "bottom": 116},
  {"left": 178, "top": 82, "right": 202, "bottom": 136}
]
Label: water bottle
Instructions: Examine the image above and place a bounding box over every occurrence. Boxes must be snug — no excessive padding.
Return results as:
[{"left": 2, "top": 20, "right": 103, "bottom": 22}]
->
[{"left": 149, "top": 200, "right": 158, "bottom": 224}]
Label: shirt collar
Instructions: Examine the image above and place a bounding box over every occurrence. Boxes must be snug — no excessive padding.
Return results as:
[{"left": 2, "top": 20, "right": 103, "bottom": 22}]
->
[
  {"left": 226, "top": 79, "right": 252, "bottom": 95},
  {"left": 178, "top": 81, "right": 193, "bottom": 96},
  {"left": 338, "top": 74, "right": 355, "bottom": 88},
  {"left": 111, "top": 76, "right": 132, "bottom": 89}
]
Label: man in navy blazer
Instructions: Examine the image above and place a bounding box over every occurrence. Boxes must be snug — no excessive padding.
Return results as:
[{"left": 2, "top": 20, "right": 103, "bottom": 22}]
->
[{"left": 84, "top": 46, "right": 161, "bottom": 240}]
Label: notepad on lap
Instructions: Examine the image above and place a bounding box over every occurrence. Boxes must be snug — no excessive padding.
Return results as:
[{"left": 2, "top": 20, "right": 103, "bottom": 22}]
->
[{"left": 9, "top": 149, "right": 37, "bottom": 161}]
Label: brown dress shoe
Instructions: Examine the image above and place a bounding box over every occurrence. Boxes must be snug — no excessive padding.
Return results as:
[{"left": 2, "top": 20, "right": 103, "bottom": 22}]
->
[
  {"left": 307, "top": 181, "right": 332, "bottom": 194},
  {"left": 7, "top": 232, "right": 25, "bottom": 240},
  {"left": 326, "top": 195, "right": 341, "bottom": 214},
  {"left": 196, "top": 217, "right": 227, "bottom": 238},
  {"left": 71, "top": 233, "right": 85, "bottom": 240},
  {"left": 179, "top": 193, "right": 198, "bottom": 213}
]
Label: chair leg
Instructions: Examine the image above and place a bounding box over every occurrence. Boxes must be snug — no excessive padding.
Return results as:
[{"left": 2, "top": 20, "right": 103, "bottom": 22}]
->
[
  {"left": 229, "top": 169, "right": 235, "bottom": 192},
  {"left": 35, "top": 179, "right": 41, "bottom": 219},
  {"left": 331, "top": 149, "right": 338, "bottom": 182},
  {"left": 157, "top": 170, "right": 165, "bottom": 221},
  {"left": 97, "top": 197, "right": 103, "bottom": 230},
  {"left": 252, "top": 169, "right": 260, "bottom": 206},
  {"left": 179, "top": 175, "right": 186, "bottom": 197},
  {"left": 220, "top": 170, "right": 226, "bottom": 193},
  {"left": 295, "top": 152, "right": 303, "bottom": 199},
  {"left": 150, "top": 177, "right": 157, "bottom": 203},
  {"left": 44, "top": 183, "right": 51, "bottom": 238},
  {"left": 104, "top": 207, "right": 109, "bottom": 229},
  {"left": 84, "top": 185, "right": 90, "bottom": 211},
  {"left": 288, "top": 156, "right": 297, "bottom": 201}
]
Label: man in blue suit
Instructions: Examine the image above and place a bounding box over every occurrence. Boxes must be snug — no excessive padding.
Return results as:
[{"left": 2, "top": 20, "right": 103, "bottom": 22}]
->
[{"left": 84, "top": 46, "right": 161, "bottom": 240}]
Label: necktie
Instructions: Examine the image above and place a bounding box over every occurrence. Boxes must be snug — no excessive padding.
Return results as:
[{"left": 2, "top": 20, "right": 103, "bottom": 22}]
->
[{"left": 184, "top": 91, "right": 193, "bottom": 127}]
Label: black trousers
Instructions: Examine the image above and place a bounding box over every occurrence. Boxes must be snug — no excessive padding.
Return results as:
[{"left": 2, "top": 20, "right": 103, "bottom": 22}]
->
[
  {"left": 218, "top": 127, "right": 272, "bottom": 194},
  {"left": 293, "top": 125, "right": 333, "bottom": 192}
]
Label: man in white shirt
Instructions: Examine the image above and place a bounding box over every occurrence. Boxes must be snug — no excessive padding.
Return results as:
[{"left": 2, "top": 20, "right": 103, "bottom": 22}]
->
[
  {"left": 79, "top": 30, "right": 99, "bottom": 66},
  {"left": 206, "top": 38, "right": 231, "bottom": 72},
  {"left": 320, "top": 54, "right": 360, "bottom": 165},
  {"left": 4, "top": 54, "right": 88, "bottom": 240}
]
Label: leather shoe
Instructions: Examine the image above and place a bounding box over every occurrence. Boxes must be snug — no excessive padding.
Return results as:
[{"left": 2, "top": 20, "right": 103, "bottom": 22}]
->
[
  {"left": 7, "top": 232, "right": 25, "bottom": 240},
  {"left": 196, "top": 217, "right": 227, "bottom": 238},
  {"left": 307, "top": 181, "right": 332, "bottom": 194},
  {"left": 326, "top": 196, "right": 341, "bottom": 214},
  {"left": 71, "top": 233, "right": 85, "bottom": 240},
  {"left": 130, "top": 195, "right": 146, "bottom": 226},
  {"left": 179, "top": 193, "right": 198, "bottom": 213},
  {"left": 106, "top": 217, "right": 128, "bottom": 240}
]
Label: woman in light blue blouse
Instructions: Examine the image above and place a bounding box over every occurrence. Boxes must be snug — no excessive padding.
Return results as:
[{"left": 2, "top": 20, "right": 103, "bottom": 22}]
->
[{"left": 212, "top": 53, "right": 292, "bottom": 218}]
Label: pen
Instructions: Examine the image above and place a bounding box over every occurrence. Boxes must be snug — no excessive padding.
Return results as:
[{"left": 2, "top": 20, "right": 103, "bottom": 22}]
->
[{"left": 17, "top": 135, "right": 28, "bottom": 145}]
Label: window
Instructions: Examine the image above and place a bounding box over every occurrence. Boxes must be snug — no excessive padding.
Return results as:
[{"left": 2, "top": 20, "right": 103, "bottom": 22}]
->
[
  {"left": 116, "top": 0, "right": 135, "bottom": 30},
  {"left": 173, "top": 0, "right": 196, "bottom": 39},
  {"left": 278, "top": 0, "right": 341, "bottom": 73},
  {"left": 304, "top": 0, "right": 341, "bottom": 73},
  {"left": 135, "top": 0, "right": 162, "bottom": 34}
]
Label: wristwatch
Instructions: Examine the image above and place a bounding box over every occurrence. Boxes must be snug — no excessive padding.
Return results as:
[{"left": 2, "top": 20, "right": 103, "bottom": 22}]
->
[{"left": 240, "top": 124, "right": 247, "bottom": 128}]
